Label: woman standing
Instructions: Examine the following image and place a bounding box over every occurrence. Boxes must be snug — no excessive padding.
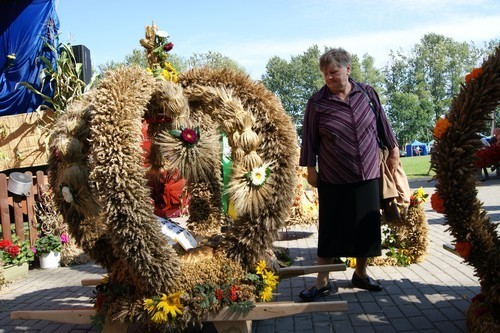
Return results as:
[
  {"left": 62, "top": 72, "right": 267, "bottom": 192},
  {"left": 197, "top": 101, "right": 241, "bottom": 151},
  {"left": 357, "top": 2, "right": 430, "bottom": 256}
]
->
[{"left": 299, "top": 48, "right": 400, "bottom": 301}]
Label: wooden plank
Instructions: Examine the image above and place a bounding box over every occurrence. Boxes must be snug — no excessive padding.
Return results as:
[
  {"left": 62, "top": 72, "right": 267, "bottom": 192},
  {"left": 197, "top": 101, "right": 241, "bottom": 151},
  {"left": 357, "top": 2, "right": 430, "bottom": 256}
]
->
[
  {"left": 81, "top": 278, "right": 105, "bottom": 286},
  {"left": 35, "top": 170, "right": 49, "bottom": 194},
  {"left": 213, "top": 320, "right": 252, "bottom": 333},
  {"left": 0, "top": 173, "right": 11, "bottom": 240},
  {"left": 278, "top": 264, "right": 346, "bottom": 279},
  {"left": 25, "top": 172, "right": 36, "bottom": 246},
  {"left": 207, "top": 301, "right": 348, "bottom": 321},
  {"left": 13, "top": 194, "right": 25, "bottom": 241},
  {"left": 11, "top": 309, "right": 94, "bottom": 324},
  {"left": 11, "top": 301, "right": 348, "bottom": 325}
]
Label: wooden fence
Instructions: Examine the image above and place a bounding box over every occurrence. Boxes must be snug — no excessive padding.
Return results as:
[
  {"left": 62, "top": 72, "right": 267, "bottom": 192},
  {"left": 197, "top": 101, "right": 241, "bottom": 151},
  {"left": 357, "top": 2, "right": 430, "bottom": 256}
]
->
[{"left": 0, "top": 171, "right": 48, "bottom": 245}]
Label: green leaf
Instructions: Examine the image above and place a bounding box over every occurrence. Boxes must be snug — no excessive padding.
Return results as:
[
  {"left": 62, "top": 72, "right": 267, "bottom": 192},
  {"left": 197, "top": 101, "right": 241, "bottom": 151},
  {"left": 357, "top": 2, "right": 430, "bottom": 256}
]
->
[{"left": 169, "top": 129, "right": 182, "bottom": 138}]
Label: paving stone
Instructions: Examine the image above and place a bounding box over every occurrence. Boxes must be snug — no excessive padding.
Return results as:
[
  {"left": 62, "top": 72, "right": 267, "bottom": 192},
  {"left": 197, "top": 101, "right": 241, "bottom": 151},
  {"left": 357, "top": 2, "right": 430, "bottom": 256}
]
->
[{"left": 0, "top": 177, "right": 498, "bottom": 332}]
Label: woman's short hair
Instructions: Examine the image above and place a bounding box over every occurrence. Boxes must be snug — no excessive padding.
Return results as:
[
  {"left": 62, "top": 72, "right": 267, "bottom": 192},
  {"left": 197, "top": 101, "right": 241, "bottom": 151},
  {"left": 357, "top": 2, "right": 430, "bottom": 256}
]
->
[{"left": 319, "top": 48, "right": 351, "bottom": 71}]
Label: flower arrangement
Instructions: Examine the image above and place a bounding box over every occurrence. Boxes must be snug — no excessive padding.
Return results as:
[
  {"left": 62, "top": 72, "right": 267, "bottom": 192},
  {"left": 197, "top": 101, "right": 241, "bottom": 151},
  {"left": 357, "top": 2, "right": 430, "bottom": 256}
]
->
[
  {"left": 140, "top": 24, "right": 178, "bottom": 82},
  {"left": 92, "top": 259, "right": 279, "bottom": 328},
  {"left": 246, "top": 260, "right": 279, "bottom": 301},
  {"left": 409, "top": 187, "right": 428, "bottom": 206},
  {"left": 245, "top": 165, "right": 271, "bottom": 187},
  {"left": 34, "top": 234, "right": 63, "bottom": 255},
  {"left": 0, "top": 236, "right": 35, "bottom": 266}
]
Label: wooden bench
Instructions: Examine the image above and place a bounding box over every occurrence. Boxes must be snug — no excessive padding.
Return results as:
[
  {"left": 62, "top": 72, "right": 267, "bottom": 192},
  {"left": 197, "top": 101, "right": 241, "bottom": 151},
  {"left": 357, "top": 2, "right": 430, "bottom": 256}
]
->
[{"left": 11, "top": 264, "right": 347, "bottom": 333}]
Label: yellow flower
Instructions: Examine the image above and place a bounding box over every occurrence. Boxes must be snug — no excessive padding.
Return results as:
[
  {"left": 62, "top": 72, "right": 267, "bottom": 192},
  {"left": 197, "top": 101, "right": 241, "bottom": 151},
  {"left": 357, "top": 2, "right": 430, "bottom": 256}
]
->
[
  {"left": 348, "top": 257, "right": 357, "bottom": 268},
  {"left": 151, "top": 310, "right": 167, "bottom": 323},
  {"left": 144, "top": 292, "right": 183, "bottom": 323},
  {"left": 143, "top": 298, "right": 156, "bottom": 313},
  {"left": 260, "top": 286, "right": 273, "bottom": 301},
  {"left": 263, "top": 270, "right": 279, "bottom": 288},
  {"left": 256, "top": 260, "right": 267, "bottom": 275},
  {"left": 157, "top": 292, "right": 183, "bottom": 318},
  {"left": 146, "top": 67, "right": 152, "bottom": 74}
]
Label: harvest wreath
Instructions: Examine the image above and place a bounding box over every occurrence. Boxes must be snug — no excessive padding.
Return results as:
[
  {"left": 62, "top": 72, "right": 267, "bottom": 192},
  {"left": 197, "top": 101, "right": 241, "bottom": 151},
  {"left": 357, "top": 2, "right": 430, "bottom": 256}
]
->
[
  {"left": 430, "top": 46, "right": 500, "bottom": 333},
  {"left": 46, "top": 26, "right": 298, "bottom": 330}
]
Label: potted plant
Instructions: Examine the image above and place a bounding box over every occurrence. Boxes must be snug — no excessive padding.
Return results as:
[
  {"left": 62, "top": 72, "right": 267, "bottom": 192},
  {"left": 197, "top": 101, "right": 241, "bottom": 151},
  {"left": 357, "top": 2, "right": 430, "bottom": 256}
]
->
[
  {"left": 0, "top": 236, "right": 35, "bottom": 282},
  {"left": 35, "top": 234, "right": 62, "bottom": 269}
]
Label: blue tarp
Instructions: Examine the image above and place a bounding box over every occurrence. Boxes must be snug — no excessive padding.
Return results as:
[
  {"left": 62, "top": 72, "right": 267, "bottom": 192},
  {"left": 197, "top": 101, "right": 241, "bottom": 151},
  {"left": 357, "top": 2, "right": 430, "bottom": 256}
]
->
[
  {"left": 0, "top": 0, "right": 59, "bottom": 116},
  {"left": 406, "top": 140, "right": 428, "bottom": 157}
]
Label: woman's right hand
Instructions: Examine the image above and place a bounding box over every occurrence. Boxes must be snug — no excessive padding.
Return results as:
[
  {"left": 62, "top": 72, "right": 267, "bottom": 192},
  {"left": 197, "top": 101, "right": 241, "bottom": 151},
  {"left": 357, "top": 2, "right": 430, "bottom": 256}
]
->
[{"left": 306, "top": 167, "right": 319, "bottom": 187}]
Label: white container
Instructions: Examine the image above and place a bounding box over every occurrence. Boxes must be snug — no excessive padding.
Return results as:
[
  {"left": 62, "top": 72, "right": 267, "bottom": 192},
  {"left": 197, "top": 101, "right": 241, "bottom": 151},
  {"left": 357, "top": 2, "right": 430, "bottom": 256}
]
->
[
  {"left": 39, "top": 251, "right": 61, "bottom": 269},
  {"left": 7, "top": 172, "right": 32, "bottom": 196}
]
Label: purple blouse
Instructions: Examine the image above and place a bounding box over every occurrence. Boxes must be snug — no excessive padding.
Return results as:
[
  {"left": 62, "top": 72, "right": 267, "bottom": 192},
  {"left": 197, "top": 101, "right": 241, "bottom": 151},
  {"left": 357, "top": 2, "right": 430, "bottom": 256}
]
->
[{"left": 299, "top": 79, "right": 398, "bottom": 184}]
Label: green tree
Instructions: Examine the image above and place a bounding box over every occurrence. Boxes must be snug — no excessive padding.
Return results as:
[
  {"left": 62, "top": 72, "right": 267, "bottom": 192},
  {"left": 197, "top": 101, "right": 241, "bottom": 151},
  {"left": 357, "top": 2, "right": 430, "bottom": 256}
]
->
[
  {"left": 261, "top": 45, "right": 323, "bottom": 137},
  {"left": 384, "top": 33, "right": 484, "bottom": 145},
  {"left": 185, "top": 51, "right": 247, "bottom": 74}
]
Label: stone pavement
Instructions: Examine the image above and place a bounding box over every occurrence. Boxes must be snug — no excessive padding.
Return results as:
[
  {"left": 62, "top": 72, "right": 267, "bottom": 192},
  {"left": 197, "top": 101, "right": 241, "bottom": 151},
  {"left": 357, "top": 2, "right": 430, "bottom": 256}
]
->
[{"left": 1, "top": 176, "right": 499, "bottom": 333}]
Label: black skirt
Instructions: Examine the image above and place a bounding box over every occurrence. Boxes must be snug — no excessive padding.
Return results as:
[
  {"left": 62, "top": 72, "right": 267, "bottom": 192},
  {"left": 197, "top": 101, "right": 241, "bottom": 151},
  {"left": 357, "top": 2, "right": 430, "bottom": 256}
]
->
[{"left": 317, "top": 179, "right": 381, "bottom": 258}]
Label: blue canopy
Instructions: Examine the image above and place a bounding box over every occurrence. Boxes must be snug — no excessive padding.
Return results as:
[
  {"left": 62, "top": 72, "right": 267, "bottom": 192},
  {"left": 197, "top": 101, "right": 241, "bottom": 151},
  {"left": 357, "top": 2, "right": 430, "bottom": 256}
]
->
[
  {"left": 0, "top": 0, "right": 59, "bottom": 116},
  {"left": 406, "top": 140, "right": 428, "bottom": 156}
]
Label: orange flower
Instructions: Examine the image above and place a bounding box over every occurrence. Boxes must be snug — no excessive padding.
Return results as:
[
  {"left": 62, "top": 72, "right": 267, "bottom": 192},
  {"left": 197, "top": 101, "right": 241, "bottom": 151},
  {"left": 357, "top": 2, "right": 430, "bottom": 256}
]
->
[
  {"left": 465, "top": 67, "right": 483, "bottom": 83},
  {"left": 433, "top": 117, "right": 450, "bottom": 140},
  {"left": 454, "top": 241, "right": 471, "bottom": 258},
  {"left": 430, "top": 192, "right": 445, "bottom": 214}
]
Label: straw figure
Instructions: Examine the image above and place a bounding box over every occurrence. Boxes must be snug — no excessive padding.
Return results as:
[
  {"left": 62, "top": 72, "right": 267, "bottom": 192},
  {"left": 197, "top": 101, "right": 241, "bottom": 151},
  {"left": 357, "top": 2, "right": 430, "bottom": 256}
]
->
[
  {"left": 47, "top": 62, "right": 298, "bottom": 330},
  {"left": 430, "top": 46, "right": 500, "bottom": 333}
]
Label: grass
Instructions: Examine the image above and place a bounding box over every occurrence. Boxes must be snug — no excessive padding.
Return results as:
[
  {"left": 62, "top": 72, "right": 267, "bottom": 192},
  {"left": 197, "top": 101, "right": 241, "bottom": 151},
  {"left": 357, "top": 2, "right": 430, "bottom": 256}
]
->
[{"left": 400, "top": 154, "right": 434, "bottom": 179}]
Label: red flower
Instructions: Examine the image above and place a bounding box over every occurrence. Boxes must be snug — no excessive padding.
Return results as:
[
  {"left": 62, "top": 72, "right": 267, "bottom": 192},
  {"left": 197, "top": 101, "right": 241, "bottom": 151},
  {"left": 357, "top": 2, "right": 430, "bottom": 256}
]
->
[
  {"left": 430, "top": 192, "right": 445, "bottom": 214},
  {"left": 215, "top": 289, "right": 224, "bottom": 301},
  {"left": 181, "top": 128, "right": 198, "bottom": 144},
  {"left": 163, "top": 42, "right": 174, "bottom": 52},
  {"left": 455, "top": 242, "right": 471, "bottom": 258},
  {"left": 7, "top": 244, "right": 20, "bottom": 257},
  {"left": 465, "top": 67, "right": 483, "bottom": 83},
  {"left": 229, "top": 285, "right": 238, "bottom": 302},
  {"left": 0, "top": 239, "right": 12, "bottom": 249}
]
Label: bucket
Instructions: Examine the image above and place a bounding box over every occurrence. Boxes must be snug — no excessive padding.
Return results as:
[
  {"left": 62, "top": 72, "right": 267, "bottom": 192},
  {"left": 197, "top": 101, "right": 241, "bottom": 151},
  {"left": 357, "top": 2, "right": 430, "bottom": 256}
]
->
[{"left": 7, "top": 172, "right": 32, "bottom": 196}]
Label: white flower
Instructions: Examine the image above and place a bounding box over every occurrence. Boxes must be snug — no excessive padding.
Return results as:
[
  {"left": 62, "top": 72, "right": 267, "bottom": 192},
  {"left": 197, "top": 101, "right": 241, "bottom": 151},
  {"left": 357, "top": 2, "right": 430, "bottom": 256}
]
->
[
  {"left": 61, "top": 186, "right": 74, "bottom": 203},
  {"left": 250, "top": 166, "right": 268, "bottom": 186},
  {"left": 156, "top": 30, "right": 169, "bottom": 38}
]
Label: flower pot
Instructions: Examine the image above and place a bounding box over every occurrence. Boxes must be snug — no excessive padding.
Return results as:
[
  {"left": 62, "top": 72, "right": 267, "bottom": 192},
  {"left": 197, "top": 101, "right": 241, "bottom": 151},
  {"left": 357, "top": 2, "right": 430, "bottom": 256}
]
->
[
  {"left": 39, "top": 251, "right": 61, "bottom": 269},
  {"left": 3, "top": 262, "right": 29, "bottom": 282}
]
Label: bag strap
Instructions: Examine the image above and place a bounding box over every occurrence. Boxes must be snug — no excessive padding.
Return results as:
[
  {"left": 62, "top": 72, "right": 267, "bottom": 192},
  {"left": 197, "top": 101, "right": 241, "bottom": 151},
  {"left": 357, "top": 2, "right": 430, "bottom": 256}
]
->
[{"left": 355, "top": 83, "right": 385, "bottom": 149}]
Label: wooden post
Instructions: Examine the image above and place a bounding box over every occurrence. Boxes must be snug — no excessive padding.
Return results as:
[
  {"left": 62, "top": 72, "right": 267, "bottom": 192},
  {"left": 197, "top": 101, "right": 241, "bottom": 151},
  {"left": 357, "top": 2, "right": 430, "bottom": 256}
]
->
[{"left": 0, "top": 173, "right": 11, "bottom": 240}]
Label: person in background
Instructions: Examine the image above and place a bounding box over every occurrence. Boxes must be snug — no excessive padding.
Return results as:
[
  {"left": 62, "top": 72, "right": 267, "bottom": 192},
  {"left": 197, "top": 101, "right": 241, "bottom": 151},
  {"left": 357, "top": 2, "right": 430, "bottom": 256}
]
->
[{"left": 299, "top": 48, "right": 400, "bottom": 302}]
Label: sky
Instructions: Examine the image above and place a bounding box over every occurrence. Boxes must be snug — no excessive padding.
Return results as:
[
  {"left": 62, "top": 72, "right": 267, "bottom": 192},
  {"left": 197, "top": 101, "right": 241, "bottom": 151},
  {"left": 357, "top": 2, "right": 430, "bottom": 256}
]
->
[{"left": 55, "top": 0, "right": 500, "bottom": 80}]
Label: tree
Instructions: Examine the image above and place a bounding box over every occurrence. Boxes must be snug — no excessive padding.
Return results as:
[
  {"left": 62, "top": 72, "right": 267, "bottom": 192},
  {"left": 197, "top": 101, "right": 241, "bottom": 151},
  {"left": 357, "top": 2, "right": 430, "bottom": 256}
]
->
[
  {"left": 261, "top": 45, "right": 324, "bottom": 137},
  {"left": 185, "top": 51, "right": 247, "bottom": 74},
  {"left": 383, "top": 33, "right": 484, "bottom": 145}
]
